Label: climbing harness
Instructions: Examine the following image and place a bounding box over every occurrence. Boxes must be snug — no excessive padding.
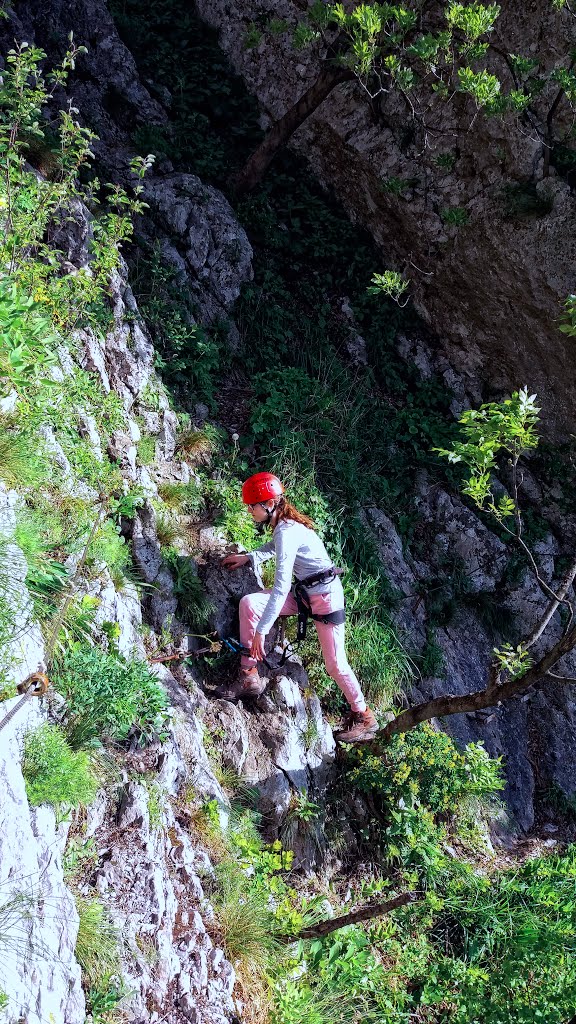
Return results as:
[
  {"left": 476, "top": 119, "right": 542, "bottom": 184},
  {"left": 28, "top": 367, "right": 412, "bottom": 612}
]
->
[
  {"left": 148, "top": 632, "right": 273, "bottom": 669},
  {"left": 293, "top": 566, "right": 346, "bottom": 642}
]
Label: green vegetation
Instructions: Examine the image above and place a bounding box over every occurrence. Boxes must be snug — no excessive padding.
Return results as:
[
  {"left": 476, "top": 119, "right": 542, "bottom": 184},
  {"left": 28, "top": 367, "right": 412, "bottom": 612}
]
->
[
  {"left": 13, "top": 509, "right": 70, "bottom": 619},
  {"left": 63, "top": 834, "right": 99, "bottom": 883},
  {"left": 75, "top": 897, "right": 121, "bottom": 986},
  {"left": 0, "top": 38, "right": 169, "bottom": 741},
  {"left": 144, "top": 779, "right": 165, "bottom": 831},
  {"left": 22, "top": 724, "right": 98, "bottom": 808},
  {"left": 350, "top": 724, "right": 504, "bottom": 814},
  {"left": 0, "top": 890, "right": 35, "bottom": 968},
  {"left": 53, "top": 646, "right": 169, "bottom": 748},
  {"left": 441, "top": 205, "right": 470, "bottom": 226},
  {"left": 136, "top": 434, "right": 156, "bottom": 466},
  {"left": 161, "top": 546, "right": 214, "bottom": 624},
  {"left": 75, "top": 897, "right": 126, "bottom": 1022},
  {"left": 346, "top": 725, "right": 504, "bottom": 878},
  {"left": 86, "top": 518, "right": 132, "bottom": 588},
  {"left": 0, "top": 424, "right": 47, "bottom": 489},
  {"left": 192, "top": 792, "right": 576, "bottom": 1024},
  {"left": 157, "top": 480, "right": 204, "bottom": 515}
]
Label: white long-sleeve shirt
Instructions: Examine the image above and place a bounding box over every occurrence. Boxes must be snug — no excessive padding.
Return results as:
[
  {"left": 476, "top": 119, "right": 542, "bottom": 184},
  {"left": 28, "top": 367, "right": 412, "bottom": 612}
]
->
[{"left": 248, "top": 519, "right": 342, "bottom": 636}]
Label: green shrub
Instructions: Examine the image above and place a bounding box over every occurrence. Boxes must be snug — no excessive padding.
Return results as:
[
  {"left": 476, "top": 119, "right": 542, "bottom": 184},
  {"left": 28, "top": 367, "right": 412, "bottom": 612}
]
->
[
  {"left": 416, "top": 850, "right": 576, "bottom": 1023},
  {"left": 63, "top": 835, "right": 98, "bottom": 883},
  {"left": 129, "top": 242, "right": 227, "bottom": 405},
  {"left": 0, "top": 991, "right": 7, "bottom": 1012},
  {"left": 0, "top": 278, "right": 60, "bottom": 396},
  {"left": 0, "top": 427, "right": 47, "bottom": 489},
  {"left": 382, "top": 801, "right": 448, "bottom": 882},
  {"left": 109, "top": 487, "right": 146, "bottom": 523},
  {"left": 52, "top": 594, "right": 99, "bottom": 653},
  {"left": 136, "top": 435, "right": 156, "bottom": 466},
  {"left": 205, "top": 476, "right": 263, "bottom": 550},
  {"left": 349, "top": 724, "right": 504, "bottom": 814},
  {"left": 86, "top": 518, "right": 132, "bottom": 587},
  {"left": 440, "top": 206, "right": 469, "bottom": 226},
  {"left": 272, "top": 979, "right": 362, "bottom": 1024},
  {"left": 13, "top": 508, "right": 71, "bottom": 617},
  {"left": 22, "top": 724, "right": 98, "bottom": 808},
  {"left": 87, "top": 973, "right": 126, "bottom": 1024},
  {"left": 53, "top": 646, "right": 169, "bottom": 747},
  {"left": 144, "top": 779, "right": 165, "bottom": 831},
  {"left": 0, "top": 680, "right": 17, "bottom": 702}
]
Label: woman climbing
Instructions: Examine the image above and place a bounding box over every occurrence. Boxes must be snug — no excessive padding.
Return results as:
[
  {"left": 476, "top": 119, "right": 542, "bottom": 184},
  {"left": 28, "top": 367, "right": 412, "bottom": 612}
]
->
[{"left": 215, "top": 472, "right": 378, "bottom": 743}]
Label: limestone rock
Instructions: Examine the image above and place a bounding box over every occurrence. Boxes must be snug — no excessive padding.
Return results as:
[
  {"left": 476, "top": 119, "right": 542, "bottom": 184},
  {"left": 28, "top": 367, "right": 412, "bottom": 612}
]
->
[
  {"left": 0, "top": 700, "right": 84, "bottom": 1024},
  {"left": 140, "top": 174, "right": 253, "bottom": 324}
]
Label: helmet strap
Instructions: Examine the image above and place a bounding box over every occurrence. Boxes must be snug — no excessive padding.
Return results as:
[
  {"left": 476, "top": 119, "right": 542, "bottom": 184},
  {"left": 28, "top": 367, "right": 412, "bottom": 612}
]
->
[{"left": 255, "top": 500, "right": 279, "bottom": 533}]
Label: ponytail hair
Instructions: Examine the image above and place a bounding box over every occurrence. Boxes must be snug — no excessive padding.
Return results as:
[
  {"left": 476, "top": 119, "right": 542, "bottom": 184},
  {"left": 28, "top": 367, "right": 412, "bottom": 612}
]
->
[{"left": 275, "top": 496, "right": 315, "bottom": 530}]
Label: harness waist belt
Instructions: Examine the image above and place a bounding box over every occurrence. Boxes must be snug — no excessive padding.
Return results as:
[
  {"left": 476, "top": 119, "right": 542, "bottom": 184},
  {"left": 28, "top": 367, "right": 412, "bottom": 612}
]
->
[
  {"left": 297, "top": 565, "right": 344, "bottom": 589},
  {"left": 293, "top": 566, "right": 346, "bottom": 642}
]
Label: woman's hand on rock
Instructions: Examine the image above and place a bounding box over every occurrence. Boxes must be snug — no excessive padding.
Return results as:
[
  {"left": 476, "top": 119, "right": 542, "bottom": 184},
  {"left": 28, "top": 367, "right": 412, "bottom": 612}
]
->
[
  {"left": 250, "top": 633, "right": 266, "bottom": 661},
  {"left": 221, "top": 553, "right": 250, "bottom": 570}
]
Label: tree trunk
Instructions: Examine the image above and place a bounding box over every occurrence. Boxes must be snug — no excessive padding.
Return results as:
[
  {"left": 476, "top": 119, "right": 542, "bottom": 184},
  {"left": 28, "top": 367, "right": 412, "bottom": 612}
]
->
[
  {"left": 379, "top": 622, "right": 576, "bottom": 742},
  {"left": 288, "top": 891, "right": 421, "bottom": 940},
  {"left": 232, "top": 64, "right": 355, "bottom": 195}
]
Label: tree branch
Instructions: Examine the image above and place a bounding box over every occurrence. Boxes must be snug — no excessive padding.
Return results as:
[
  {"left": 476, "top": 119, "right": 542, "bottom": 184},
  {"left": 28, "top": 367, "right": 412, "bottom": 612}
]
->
[
  {"left": 379, "top": 622, "right": 576, "bottom": 741},
  {"left": 287, "top": 891, "right": 422, "bottom": 940},
  {"left": 231, "top": 63, "right": 355, "bottom": 195},
  {"left": 524, "top": 554, "right": 576, "bottom": 649}
]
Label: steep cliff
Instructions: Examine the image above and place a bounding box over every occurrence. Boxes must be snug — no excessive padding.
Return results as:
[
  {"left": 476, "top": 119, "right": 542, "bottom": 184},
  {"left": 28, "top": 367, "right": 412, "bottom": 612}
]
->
[
  {"left": 1, "top": 2, "right": 576, "bottom": 1022},
  {"left": 194, "top": 0, "right": 576, "bottom": 436}
]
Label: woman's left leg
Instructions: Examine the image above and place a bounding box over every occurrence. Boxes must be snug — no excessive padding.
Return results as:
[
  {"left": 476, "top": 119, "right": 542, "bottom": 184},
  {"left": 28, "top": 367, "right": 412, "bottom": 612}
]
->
[{"left": 310, "top": 592, "right": 367, "bottom": 713}]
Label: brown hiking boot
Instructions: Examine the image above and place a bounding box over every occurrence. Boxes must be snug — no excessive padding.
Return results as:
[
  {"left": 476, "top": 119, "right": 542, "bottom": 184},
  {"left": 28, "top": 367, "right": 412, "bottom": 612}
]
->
[
  {"left": 213, "top": 667, "right": 266, "bottom": 702},
  {"left": 334, "top": 708, "right": 378, "bottom": 743}
]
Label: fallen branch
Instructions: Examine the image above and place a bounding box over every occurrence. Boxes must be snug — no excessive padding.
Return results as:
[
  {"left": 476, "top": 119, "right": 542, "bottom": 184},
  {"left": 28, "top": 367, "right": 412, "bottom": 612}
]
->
[{"left": 288, "top": 891, "right": 421, "bottom": 940}]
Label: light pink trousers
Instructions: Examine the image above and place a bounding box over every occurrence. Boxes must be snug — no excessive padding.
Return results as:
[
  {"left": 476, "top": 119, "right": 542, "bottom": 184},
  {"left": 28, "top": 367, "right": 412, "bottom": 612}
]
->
[{"left": 238, "top": 587, "right": 367, "bottom": 713}]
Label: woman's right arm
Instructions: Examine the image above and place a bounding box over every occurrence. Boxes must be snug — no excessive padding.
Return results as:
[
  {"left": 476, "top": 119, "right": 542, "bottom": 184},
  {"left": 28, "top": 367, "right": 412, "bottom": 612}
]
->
[
  {"left": 222, "top": 539, "right": 275, "bottom": 571},
  {"left": 248, "top": 540, "right": 276, "bottom": 574}
]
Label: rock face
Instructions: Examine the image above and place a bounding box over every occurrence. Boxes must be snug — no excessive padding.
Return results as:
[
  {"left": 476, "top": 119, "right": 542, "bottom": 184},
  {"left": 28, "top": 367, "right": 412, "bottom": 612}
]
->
[
  {"left": 4, "top": 0, "right": 166, "bottom": 163},
  {"left": 0, "top": 699, "right": 85, "bottom": 1024},
  {"left": 0, "top": 38, "right": 330, "bottom": 1017},
  {"left": 209, "top": 672, "right": 336, "bottom": 869},
  {"left": 364, "top": 485, "right": 576, "bottom": 832},
  {"left": 0, "top": 492, "right": 84, "bottom": 1024},
  {"left": 194, "top": 0, "right": 576, "bottom": 436},
  {"left": 140, "top": 174, "right": 253, "bottom": 327}
]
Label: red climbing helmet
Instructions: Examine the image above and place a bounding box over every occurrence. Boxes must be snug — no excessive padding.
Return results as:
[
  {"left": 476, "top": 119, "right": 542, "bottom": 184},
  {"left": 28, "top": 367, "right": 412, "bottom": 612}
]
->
[{"left": 242, "top": 472, "right": 284, "bottom": 505}]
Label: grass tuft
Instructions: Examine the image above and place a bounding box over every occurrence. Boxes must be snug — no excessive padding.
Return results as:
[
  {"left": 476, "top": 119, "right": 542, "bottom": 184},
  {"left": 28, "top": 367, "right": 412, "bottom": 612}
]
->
[
  {"left": 22, "top": 724, "right": 98, "bottom": 808},
  {"left": 176, "top": 424, "right": 220, "bottom": 462},
  {"left": 75, "top": 897, "right": 121, "bottom": 988}
]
